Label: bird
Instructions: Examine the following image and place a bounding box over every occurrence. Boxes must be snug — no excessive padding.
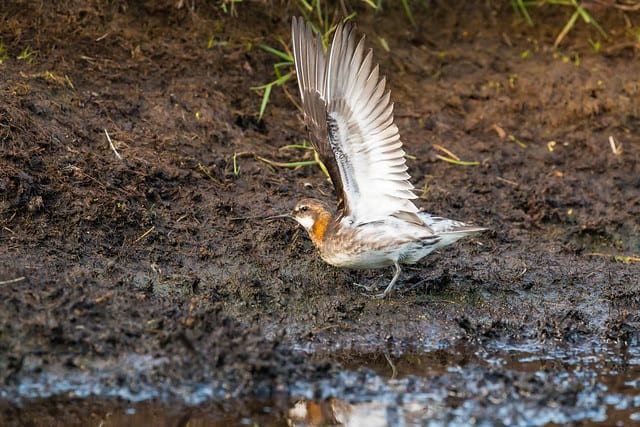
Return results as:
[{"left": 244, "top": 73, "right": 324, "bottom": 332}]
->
[{"left": 278, "top": 17, "right": 486, "bottom": 298}]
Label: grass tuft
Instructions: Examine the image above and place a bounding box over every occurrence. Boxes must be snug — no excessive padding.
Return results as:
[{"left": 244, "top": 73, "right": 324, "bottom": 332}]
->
[
  {"left": 511, "top": 0, "right": 534, "bottom": 26},
  {"left": 0, "top": 41, "right": 8, "bottom": 64},
  {"left": 250, "top": 43, "right": 294, "bottom": 121},
  {"left": 17, "top": 46, "right": 37, "bottom": 64},
  {"left": 219, "top": 0, "right": 242, "bottom": 17},
  {"left": 511, "top": 0, "right": 608, "bottom": 48}
]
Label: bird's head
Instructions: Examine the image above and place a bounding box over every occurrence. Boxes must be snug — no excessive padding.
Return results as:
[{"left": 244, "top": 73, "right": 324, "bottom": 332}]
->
[{"left": 291, "top": 198, "right": 333, "bottom": 246}]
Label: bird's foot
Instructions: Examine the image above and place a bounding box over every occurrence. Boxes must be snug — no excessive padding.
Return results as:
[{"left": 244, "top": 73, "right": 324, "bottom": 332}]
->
[
  {"left": 354, "top": 275, "right": 385, "bottom": 294},
  {"left": 359, "top": 287, "right": 395, "bottom": 299},
  {"left": 355, "top": 265, "right": 402, "bottom": 299},
  {"left": 355, "top": 281, "right": 396, "bottom": 299},
  {"left": 354, "top": 281, "right": 381, "bottom": 293},
  {"left": 359, "top": 288, "right": 388, "bottom": 299},
  {"left": 372, "top": 290, "right": 389, "bottom": 299}
]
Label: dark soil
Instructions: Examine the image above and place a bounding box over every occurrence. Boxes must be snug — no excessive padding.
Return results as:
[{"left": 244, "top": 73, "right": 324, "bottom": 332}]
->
[{"left": 1, "top": 0, "right": 639, "bottom": 424}]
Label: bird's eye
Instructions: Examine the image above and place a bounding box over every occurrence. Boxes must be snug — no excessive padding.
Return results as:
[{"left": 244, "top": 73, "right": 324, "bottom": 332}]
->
[{"left": 300, "top": 205, "right": 308, "bottom": 212}]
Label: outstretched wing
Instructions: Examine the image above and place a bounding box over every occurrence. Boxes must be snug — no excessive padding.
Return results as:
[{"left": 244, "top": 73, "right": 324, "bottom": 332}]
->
[
  {"left": 291, "top": 17, "right": 343, "bottom": 211},
  {"left": 291, "top": 17, "right": 420, "bottom": 224}
]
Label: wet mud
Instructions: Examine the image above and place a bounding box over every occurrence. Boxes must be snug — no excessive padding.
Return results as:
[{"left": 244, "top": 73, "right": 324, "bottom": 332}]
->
[{"left": 1, "top": 1, "right": 639, "bottom": 425}]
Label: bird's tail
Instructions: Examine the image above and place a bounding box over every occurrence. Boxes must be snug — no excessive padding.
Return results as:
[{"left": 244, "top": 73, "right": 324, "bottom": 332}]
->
[{"left": 417, "top": 212, "right": 487, "bottom": 246}]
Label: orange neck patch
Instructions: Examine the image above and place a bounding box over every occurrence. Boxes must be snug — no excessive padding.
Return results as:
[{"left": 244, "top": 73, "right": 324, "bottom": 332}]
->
[{"left": 309, "top": 211, "right": 331, "bottom": 247}]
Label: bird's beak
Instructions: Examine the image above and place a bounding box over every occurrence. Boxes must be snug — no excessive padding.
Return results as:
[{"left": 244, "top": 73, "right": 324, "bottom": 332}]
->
[{"left": 266, "top": 213, "right": 291, "bottom": 221}]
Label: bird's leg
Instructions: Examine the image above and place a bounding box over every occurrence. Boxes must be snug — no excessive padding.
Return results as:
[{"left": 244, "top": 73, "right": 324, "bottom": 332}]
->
[{"left": 374, "top": 262, "right": 402, "bottom": 299}]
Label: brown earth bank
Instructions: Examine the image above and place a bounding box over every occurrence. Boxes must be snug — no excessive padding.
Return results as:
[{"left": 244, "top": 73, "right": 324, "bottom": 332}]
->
[{"left": 1, "top": 0, "right": 639, "bottom": 422}]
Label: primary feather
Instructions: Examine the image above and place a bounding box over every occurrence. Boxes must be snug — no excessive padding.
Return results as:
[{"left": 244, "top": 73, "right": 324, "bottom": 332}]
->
[{"left": 291, "top": 17, "right": 419, "bottom": 224}]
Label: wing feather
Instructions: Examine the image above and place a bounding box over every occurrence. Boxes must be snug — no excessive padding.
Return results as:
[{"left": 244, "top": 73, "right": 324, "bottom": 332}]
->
[
  {"left": 291, "top": 17, "right": 347, "bottom": 210},
  {"left": 292, "top": 17, "right": 420, "bottom": 223}
]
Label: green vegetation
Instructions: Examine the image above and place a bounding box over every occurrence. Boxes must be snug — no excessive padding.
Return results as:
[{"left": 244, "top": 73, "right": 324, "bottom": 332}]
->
[
  {"left": 254, "top": 0, "right": 419, "bottom": 122},
  {"left": 219, "top": 0, "right": 242, "bottom": 17},
  {"left": 17, "top": 46, "right": 37, "bottom": 64},
  {"left": 251, "top": 0, "right": 414, "bottom": 175},
  {"left": 510, "top": 0, "right": 534, "bottom": 26},
  {"left": 0, "top": 41, "right": 8, "bottom": 64},
  {"left": 255, "top": 0, "right": 618, "bottom": 123},
  {"left": 248, "top": 0, "right": 626, "bottom": 174},
  {"left": 432, "top": 144, "right": 479, "bottom": 166},
  {"left": 250, "top": 44, "right": 294, "bottom": 122},
  {"left": 551, "top": 0, "right": 607, "bottom": 48},
  {"left": 511, "top": 0, "right": 608, "bottom": 47}
]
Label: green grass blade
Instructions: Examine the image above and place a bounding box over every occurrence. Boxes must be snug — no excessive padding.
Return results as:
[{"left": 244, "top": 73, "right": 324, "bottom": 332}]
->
[
  {"left": 511, "top": 0, "right": 533, "bottom": 26},
  {"left": 554, "top": 9, "right": 579, "bottom": 48},
  {"left": 257, "top": 44, "right": 292, "bottom": 62},
  {"left": 274, "top": 61, "right": 293, "bottom": 69},
  {"left": 279, "top": 160, "right": 318, "bottom": 167},
  {"left": 250, "top": 71, "right": 292, "bottom": 91},
  {"left": 297, "top": 0, "right": 313, "bottom": 12},
  {"left": 257, "top": 84, "right": 271, "bottom": 121},
  {"left": 435, "top": 155, "right": 480, "bottom": 166},
  {"left": 250, "top": 71, "right": 293, "bottom": 121},
  {"left": 314, "top": 150, "right": 330, "bottom": 179},
  {"left": 573, "top": 1, "right": 607, "bottom": 38},
  {"left": 256, "top": 155, "right": 319, "bottom": 168},
  {"left": 279, "top": 144, "right": 314, "bottom": 150},
  {"left": 401, "top": 0, "right": 416, "bottom": 27},
  {"left": 361, "top": 0, "right": 378, "bottom": 9}
]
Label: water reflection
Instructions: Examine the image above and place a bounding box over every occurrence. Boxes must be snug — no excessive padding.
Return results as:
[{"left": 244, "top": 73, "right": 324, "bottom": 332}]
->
[
  {"left": 286, "top": 340, "right": 640, "bottom": 426},
  {"left": 288, "top": 398, "right": 379, "bottom": 426},
  {"left": 287, "top": 397, "right": 434, "bottom": 427},
  {"left": 2, "top": 340, "right": 639, "bottom": 426}
]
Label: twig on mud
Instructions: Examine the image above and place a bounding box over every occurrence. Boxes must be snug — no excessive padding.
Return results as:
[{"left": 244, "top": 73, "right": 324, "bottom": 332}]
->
[
  {"left": 234, "top": 149, "right": 330, "bottom": 180},
  {"left": 133, "top": 226, "right": 155, "bottom": 243},
  {"left": 0, "top": 276, "right": 26, "bottom": 285},
  {"left": 282, "top": 84, "right": 301, "bottom": 112},
  {"left": 104, "top": 129, "right": 122, "bottom": 160},
  {"left": 435, "top": 155, "right": 480, "bottom": 166},
  {"left": 62, "top": 165, "right": 109, "bottom": 190},
  {"left": 80, "top": 55, "right": 96, "bottom": 64},
  {"left": 432, "top": 144, "right": 479, "bottom": 166},
  {"left": 198, "top": 163, "right": 222, "bottom": 186},
  {"left": 615, "top": 256, "right": 640, "bottom": 263},
  {"left": 235, "top": 150, "right": 319, "bottom": 170},
  {"left": 433, "top": 144, "right": 461, "bottom": 161},
  {"left": 95, "top": 32, "right": 110, "bottom": 42},
  {"left": 176, "top": 213, "right": 195, "bottom": 223},
  {"left": 587, "top": 252, "right": 640, "bottom": 263},
  {"left": 496, "top": 176, "right": 519, "bottom": 187},
  {"left": 94, "top": 291, "right": 114, "bottom": 304},
  {"left": 384, "top": 352, "right": 398, "bottom": 380},
  {"left": 608, "top": 136, "right": 622, "bottom": 155},
  {"left": 256, "top": 155, "right": 318, "bottom": 169},
  {"left": 508, "top": 134, "right": 527, "bottom": 148},
  {"left": 490, "top": 124, "right": 506, "bottom": 139}
]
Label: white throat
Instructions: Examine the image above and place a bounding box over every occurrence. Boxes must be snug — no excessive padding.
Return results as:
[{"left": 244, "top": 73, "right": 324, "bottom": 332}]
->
[{"left": 295, "top": 215, "right": 315, "bottom": 230}]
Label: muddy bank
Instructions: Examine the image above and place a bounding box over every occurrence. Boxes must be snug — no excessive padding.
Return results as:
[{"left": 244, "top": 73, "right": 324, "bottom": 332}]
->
[{"left": 1, "top": 0, "right": 639, "bottom": 424}]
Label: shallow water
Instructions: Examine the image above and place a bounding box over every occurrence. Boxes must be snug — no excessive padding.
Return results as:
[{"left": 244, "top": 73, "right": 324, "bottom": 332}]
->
[{"left": 3, "top": 338, "right": 639, "bottom": 426}]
